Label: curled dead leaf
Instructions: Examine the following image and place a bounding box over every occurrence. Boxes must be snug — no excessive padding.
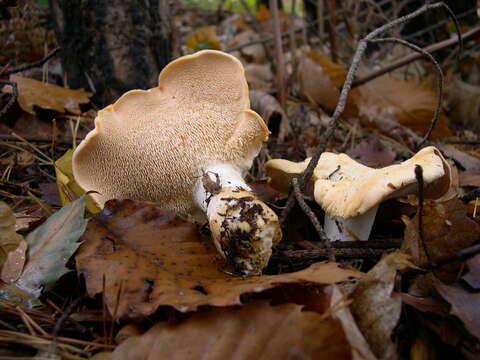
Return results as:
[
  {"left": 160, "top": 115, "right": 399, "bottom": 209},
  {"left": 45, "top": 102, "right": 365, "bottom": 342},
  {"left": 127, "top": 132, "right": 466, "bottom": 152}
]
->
[
  {"left": 356, "top": 75, "right": 451, "bottom": 138},
  {"left": 350, "top": 252, "right": 415, "bottom": 359},
  {"left": 76, "top": 200, "right": 363, "bottom": 319},
  {"left": 403, "top": 198, "right": 480, "bottom": 282},
  {"left": 7, "top": 75, "right": 92, "bottom": 115},
  {"left": 98, "top": 300, "right": 353, "bottom": 360}
]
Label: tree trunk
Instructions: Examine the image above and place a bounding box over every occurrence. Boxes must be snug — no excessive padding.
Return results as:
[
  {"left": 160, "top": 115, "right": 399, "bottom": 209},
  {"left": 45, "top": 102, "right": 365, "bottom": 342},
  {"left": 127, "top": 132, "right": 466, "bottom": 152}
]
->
[{"left": 50, "top": 0, "right": 170, "bottom": 106}]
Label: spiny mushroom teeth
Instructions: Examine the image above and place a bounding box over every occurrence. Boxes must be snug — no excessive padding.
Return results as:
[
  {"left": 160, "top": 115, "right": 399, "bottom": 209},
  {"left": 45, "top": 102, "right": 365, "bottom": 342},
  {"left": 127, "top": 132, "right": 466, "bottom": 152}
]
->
[{"left": 207, "top": 188, "right": 282, "bottom": 276}]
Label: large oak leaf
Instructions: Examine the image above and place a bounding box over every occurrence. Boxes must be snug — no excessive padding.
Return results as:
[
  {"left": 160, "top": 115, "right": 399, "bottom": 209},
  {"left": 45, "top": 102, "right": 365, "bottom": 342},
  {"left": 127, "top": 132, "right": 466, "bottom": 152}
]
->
[{"left": 76, "top": 200, "right": 362, "bottom": 319}]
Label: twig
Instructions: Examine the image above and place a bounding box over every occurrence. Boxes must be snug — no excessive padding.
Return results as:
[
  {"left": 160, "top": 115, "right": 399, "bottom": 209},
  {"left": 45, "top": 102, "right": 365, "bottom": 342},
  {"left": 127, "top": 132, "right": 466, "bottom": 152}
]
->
[
  {"left": 0, "top": 134, "right": 82, "bottom": 146},
  {"left": 277, "top": 247, "right": 394, "bottom": 260},
  {"left": 279, "top": 2, "right": 460, "bottom": 226},
  {"left": 460, "top": 188, "right": 480, "bottom": 204},
  {"left": 51, "top": 296, "right": 85, "bottom": 338},
  {"left": 353, "top": 26, "right": 479, "bottom": 88},
  {"left": 415, "top": 164, "right": 431, "bottom": 265},
  {"left": 0, "top": 47, "right": 60, "bottom": 77},
  {"left": 270, "top": 0, "right": 287, "bottom": 110},
  {"left": 0, "top": 80, "right": 18, "bottom": 119},
  {"left": 316, "top": 0, "right": 325, "bottom": 46},
  {"left": 292, "top": 178, "right": 334, "bottom": 261},
  {"left": 367, "top": 37, "right": 443, "bottom": 148},
  {"left": 403, "top": 243, "right": 480, "bottom": 279},
  {"left": 327, "top": 0, "right": 338, "bottom": 62}
]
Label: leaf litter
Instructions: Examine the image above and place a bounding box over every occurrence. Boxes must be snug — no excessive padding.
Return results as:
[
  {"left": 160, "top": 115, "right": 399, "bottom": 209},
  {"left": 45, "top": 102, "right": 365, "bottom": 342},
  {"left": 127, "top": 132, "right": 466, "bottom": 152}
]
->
[
  {"left": 76, "top": 199, "right": 362, "bottom": 319},
  {"left": 1, "top": 1, "right": 480, "bottom": 359}
]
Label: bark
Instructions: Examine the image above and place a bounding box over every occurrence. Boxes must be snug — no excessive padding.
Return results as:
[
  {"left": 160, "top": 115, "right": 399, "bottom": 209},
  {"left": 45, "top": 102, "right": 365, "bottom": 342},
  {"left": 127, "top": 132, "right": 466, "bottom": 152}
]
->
[{"left": 50, "top": 0, "right": 170, "bottom": 106}]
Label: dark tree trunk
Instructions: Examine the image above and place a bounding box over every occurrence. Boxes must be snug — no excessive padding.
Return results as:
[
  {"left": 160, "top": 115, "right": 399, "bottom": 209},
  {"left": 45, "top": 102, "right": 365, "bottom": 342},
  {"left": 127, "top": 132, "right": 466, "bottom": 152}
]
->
[{"left": 50, "top": 0, "right": 170, "bottom": 106}]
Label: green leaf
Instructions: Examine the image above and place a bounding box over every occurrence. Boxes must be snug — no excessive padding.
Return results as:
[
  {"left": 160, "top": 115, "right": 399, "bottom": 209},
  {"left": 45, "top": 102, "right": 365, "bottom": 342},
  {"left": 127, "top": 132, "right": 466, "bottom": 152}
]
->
[{"left": 1, "top": 196, "right": 87, "bottom": 303}]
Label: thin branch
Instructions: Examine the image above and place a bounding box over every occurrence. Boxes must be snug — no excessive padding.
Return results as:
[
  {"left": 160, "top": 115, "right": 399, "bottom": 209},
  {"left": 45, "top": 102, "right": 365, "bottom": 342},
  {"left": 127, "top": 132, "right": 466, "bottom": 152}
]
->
[
  {"left": 292, "top": 178, "right": 334, "bottom": 261},
  {"left": 0, "top": 47, "right": 60, "bottom": 77},
  {"left": 353, "top": 26, "right": 479, "bottom": 88}
]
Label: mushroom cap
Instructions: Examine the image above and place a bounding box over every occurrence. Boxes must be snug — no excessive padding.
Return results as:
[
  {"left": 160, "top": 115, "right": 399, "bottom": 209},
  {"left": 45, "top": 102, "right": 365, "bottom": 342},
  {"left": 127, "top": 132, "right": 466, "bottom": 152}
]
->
[
  {"left": 73, "top": 50, "right": 269, "bottom": 219},
  {"left": 265, "top": 146, "right": 451, "bottom": 218}
]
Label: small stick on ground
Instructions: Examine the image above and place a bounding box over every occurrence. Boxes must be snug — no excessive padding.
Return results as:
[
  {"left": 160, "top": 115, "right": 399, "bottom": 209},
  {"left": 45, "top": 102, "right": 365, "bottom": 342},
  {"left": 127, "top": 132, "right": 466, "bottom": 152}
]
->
[
  {"left": 460, "top": 188, "right": 480, "bottom": 204},
  {"left": 415, "top": 164, "right": 431, "bottom": 264},
  {"left": 0, "top": 47, "right": 60, "bottom": 77},
  {"left": 292, "top": 178, "right": 335, "bottom": 261},
  {"left": 352, "top": 26, "right": 477, "bottom": 88}
]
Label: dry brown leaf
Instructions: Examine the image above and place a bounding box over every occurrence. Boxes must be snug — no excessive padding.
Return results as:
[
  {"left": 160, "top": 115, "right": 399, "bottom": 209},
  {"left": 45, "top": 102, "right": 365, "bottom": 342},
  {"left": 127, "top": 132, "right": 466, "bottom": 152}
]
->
[
  {"left": 245, "top": 63, "right": 273, "bottom": 89},
  {"left": 330, "top": 285, "right": 377, "bottom": 360},
  {"left": 357, "top": 75, "right": 451, "bottom": 138},
  {"left": 346, "top": 136, "right": 397, "bottom": 168},
  {"left": 463, "top": 254, "right": 480, "bottom": 290},
  {"left": 100, "top": 300, "right": 353, "bottom": 360},
  {"left": 0, "top": 202, "right": 24, "bottom": 271},
  {"left": 1, "top": 239, "right": 27, "bottom": 284},
  {"left": 249, "top": 89, "right": 290, "bottom": 141},
  {"left": 433, "top": 278, "right": 480, "bottom": 340},
  {"left": 298, "top": 51, "right": 358, "bottom": 116},
  {"left": 403, "top": 198, "right": 480, "bottom": 282},
  {"left": 350, "top": 252, "right": 415, "bottom": 359},
  {"left": 229, "top": 30, "right": 266, "bottom": 64},
  {"left": 8, "top": 75, "right": 92, "bottom": 115},
  {"left": 76, "top": 200, "right": 363, "bottom": 319},
  {"left": 447, "top": 72, "right": 480, "bottom": 133},
  {"left": 184, "top": 26, "right": 222, "bottom": 51}
]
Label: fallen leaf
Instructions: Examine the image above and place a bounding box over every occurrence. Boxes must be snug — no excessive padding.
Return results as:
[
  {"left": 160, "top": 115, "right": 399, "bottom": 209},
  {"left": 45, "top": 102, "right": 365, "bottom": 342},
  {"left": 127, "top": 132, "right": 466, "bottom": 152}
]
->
[
  {"left": 462, "top": 254, "right": 480, "bottom": 291},
  {"left": 350, "top": 252, "right": 415, "bottom": 359},
  {"left": 2, "top": 196, "right": 87, "bottom": 302},
  {"left": 7, "top": 75, "right": 92, "bottom": 115},
  {"left": 245, "top": 63, "right": 273, "bottom": 89},
  {"left": 229, "top": 30, "right": 266, "bottom": 64},
  {"left": 1, "top": 239, "right": 27, "bottom": 284},
  {"left": 298, "top": 51, "right": 359, "bottom": 116},
  {"left": 330, "top": 285, "right": 377, "bottom": 360},
  {"left": 100, "top": 300, "right": 353, "bottom": 360},
  {"left": 55, "top": 149, "right": 101, "bottom": 214},
  {"left": 357, "top": 75, "right": 451, "bottom": 138},
  {"left": 439, "top": 145, "right": 480, "bottom": 173},
  {"left": 447, "top": 72, "right": 480, "bottom": 133},
  {"left": 185, "top": 26, "right": 222, "bottom": 51},
  {"left": 0, "top": 201, "right": 24, "bottom": 269},
  {"left": 76, "top": 199, "right": 363, "bottom": 319},
  {"left": 347, "top": 136, "right": 397, "bottom": 168},
  {"left": 249, "top": 89, "right": 290, "bottom": 141},
  {"left": 403, "top": 198, "right": 480, "bottom": 282},
  {"left": 433, "top": 278, "right": 480, "bottom": 340}
]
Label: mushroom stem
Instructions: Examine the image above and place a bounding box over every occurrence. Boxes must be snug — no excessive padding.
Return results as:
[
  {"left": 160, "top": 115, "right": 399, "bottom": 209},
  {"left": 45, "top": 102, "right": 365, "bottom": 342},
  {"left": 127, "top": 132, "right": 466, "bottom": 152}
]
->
[
  {"left": 323, "top": 205, "right": 379, "bottom": 242},
  {"left": 195, "top": 164, "right": 281, "bottom": 276}
]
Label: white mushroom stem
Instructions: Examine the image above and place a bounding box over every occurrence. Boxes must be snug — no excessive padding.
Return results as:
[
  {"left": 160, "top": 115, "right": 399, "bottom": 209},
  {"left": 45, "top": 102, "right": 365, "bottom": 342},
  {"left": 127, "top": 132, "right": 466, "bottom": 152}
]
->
[
  {"left": 194, "top": 164, "right": 281, "bottom": 275},
  {"left": 323, "top": 205, "right": 379, "bottom": 242}
]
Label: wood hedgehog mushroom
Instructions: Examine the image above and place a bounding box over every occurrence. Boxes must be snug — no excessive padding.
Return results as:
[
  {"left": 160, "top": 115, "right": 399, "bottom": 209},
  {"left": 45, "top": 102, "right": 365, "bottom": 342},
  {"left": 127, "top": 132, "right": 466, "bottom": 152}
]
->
[
  {"left": 265, "top": 146, "right": 451, "bottom": 241},
  {"left": 72, "top": 50, "right": 282, "bottom": 276}
]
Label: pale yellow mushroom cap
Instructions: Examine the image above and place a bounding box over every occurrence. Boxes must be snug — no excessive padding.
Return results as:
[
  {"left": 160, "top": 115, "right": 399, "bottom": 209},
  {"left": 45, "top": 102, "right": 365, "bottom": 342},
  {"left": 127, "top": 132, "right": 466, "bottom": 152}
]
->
[
  {"left": 265, "top": 146, "right": 451, "bottom": 218},
  {"left": 73, "top": 50, "right": 269, "bottom": 219}
]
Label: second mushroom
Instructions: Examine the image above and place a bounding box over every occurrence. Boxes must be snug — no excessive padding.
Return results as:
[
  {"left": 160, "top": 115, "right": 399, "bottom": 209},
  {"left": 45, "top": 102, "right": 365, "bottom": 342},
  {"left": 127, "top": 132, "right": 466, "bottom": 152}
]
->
[
  {"left": 72, "top": 50, "right": 282, "bottom": 276},
  {"left": 265, "top": 146, "right": 451, "bottom": 241}
]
